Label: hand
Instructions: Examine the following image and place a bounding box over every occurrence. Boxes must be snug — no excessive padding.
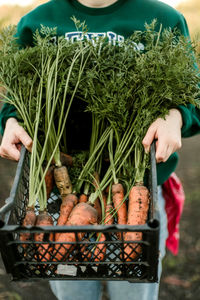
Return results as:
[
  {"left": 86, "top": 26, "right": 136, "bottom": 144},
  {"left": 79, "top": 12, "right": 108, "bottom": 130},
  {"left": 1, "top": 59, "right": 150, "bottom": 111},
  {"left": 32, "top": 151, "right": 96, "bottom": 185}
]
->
[
  {"left": 142, "top": 109, "right": 183, "bottom": 163},
  {"left": 0, "top": 118, "right": 32, "bottom": 161}
]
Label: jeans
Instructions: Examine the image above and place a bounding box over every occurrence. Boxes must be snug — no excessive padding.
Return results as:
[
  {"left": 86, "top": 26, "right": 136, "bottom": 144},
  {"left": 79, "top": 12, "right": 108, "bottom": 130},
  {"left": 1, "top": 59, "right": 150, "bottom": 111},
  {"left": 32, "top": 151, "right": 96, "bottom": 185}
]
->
[{"left": 50, "top": 186, "right": 168, "bottom": 300}]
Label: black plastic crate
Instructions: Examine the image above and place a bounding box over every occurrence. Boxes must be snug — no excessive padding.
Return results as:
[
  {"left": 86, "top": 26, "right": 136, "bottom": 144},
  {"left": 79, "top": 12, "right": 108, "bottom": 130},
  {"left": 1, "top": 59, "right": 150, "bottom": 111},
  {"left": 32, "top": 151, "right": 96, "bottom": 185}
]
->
[{"left": 0, "top": 143, "right": 159, "bottom": 282}]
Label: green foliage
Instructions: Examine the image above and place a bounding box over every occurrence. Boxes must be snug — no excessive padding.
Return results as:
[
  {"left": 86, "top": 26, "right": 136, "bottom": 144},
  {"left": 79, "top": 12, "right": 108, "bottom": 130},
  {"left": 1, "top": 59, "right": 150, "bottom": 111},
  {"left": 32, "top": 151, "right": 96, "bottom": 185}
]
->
[
  {"left": 68, "top": 151, "right": 89, "bottom": 187},
  {"left": 0, "top": 21, "right": 199, "bottom": 198},
  {"left": 76, "top": 21, "right": 200, "bottom": 184}
]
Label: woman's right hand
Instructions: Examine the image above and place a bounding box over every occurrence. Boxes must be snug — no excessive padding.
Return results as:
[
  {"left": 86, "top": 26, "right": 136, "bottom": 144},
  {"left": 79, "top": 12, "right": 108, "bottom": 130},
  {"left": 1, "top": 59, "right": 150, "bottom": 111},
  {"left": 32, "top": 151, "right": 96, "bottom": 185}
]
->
[{"left": 0, "top": 118, "right": 32, "bottom": 161}]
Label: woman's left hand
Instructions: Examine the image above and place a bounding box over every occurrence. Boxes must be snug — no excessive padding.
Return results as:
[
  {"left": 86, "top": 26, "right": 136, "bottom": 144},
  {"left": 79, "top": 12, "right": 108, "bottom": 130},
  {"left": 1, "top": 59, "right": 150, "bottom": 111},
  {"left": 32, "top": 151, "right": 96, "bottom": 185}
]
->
[{"left": 142, "top": 109, "right": 183, "bottom": 163}]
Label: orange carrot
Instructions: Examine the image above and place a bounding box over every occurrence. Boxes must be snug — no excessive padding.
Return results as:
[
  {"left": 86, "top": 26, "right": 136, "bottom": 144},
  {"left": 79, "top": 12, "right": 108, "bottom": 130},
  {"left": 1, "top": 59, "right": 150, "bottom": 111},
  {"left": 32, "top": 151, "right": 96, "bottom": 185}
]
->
[
  {"left": 20, "top": 207, "right": 37, "bottom": 248},
  {"left": 124, "top": 184, "right": 149, "bottom": 261},
  {"left": 93, "top": 172, "right": 102, "bottom": 222},
  {"left": 55, "top": 193, "right": 78, "bottom": 240},
  {"left": 95, "top": 190, "right": 112, "bottom": 262},
  {"left": 105, "top": 204, "right": 114, "bottom": 225},
  {"left": 34, "top": 211, "right": 54, "bottom": 262},
  {"left": 45, "top": 165, "right": 55, "bottom": 199},
  {"left": 94, "top": 198, "right": 102, "bottom": 223},
  {"left": 80, "top": 239, "right": 92, "bottom": 262},
  {"left": 98, "top": 203, "right": 112, "bottom": 259},
  {"left": 54, "top": 203, "right": 98, "bottom": 261},
  {"left": 67, "top": 203, "right": 98, "bottom": 238},
  {"left": 53, "top": 231, "right": 76, "bottom": 262},
  {"left": 82, "top": 249, "right": 92, "bottom": 261},
  {"left": 112, "top": 183, "right": 127, "bottom": 239},
  {"left": 102, "top": 193, "right": 107, "bottom": 214},
  {"left": 54, "top": 166, "right": 72, "bottom": 198},
  {"left": 79, "top": 194, "right": 88, "bottom": 203},
  {"left": 93, "top": 233, "right": 106, "bottom": 262}
]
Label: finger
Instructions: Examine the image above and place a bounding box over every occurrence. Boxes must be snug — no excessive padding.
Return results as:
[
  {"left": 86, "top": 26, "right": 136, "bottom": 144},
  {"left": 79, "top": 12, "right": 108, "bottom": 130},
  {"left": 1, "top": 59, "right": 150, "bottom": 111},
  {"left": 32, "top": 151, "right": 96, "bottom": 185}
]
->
[
  {"left": 17, "top": 128, "right": 32, "bottom": 152},
  {"left": 142, "top": 125, "right": 156, "bottom": 153},
  {"left": 164, "top": 145, "right": 174, "bottom": 162},
  {"left": 0, "top": 144, "right": 20, "bottom": 161},
  {"left": 156, "top": 142, "right": 169, "bottom": 163}
]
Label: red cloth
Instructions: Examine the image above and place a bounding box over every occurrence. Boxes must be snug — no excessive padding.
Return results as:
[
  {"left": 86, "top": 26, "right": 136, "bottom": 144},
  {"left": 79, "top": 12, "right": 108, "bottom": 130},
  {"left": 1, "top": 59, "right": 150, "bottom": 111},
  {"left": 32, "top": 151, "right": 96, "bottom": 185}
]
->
[{"left": 162, "top": 172, "right": 185, "bottom": 255}]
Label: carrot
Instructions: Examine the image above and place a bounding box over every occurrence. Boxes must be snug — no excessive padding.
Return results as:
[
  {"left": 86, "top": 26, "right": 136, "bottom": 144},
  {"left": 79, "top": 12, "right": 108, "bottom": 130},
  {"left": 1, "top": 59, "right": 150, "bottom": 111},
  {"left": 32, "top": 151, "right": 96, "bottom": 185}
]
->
[
  {"left": 80, "top": 239, "right": 92, "bottom": 262},
  {"left": 82, "top": 249, "right": 92, "bottom": 261},
  {"left": 54, "top": 166, "right": 72, "bottom": 198},
  {"left": 55, "top": 193, "right": 78, "bottom": 240},
  {"left": 105, "top": 204, "right": 114, "bottom": 225},
  {"left": 52, "top": 153, "right": 73, "bottom": 167},
  {"left": 54, "top": 231, "right": 76, "bottom": 262},
  {"left": 79, "top": 194, "right": 88, "bottom": 203},
  {"left": 102, "top": 193, "right": 107, "bottom": 214},
  {"left": 94, "top": 198, "right": 102, "bottom": 223},
  {"left": 45, "top": 165, "right": 55, "bottom": 199},
  {"left": 60, "top": 152, "right": 73, "bottom": 167},
  {"left": 67, "top": 203, "right": 98, "bottom": 238},
  {"left": 112, "top": 183, "right": 127, "bottom": 239},
  {"left": 124, "top": 184, "right": 149, "bottom": 261},
  {"left": 95, "top": 191, "right": 113, "bottom": 262},
  {"left": 54, "top": 203, "right": 98, "bottom": 261},
  {"left": 93, "top": 233, "right": 106, "bottom": 262},
  {"left": 93, "top": 172, "right": 102, "bottom": 222},
  {"left": 20, "top": 207, "right": 37, "bottom": 248},
  {"left": 104, "top": 182, "right": 114, "bottom": 225},
  {"left": 34, "top": 211, "right": 54, "bottom": 262}
]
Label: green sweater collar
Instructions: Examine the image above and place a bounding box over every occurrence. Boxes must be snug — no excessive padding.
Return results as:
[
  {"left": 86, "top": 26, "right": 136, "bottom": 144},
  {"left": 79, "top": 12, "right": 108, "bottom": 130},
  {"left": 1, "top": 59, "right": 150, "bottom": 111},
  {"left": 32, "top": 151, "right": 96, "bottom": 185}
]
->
[{"left": 70, "top": 0, "right": 126, "bottom": 15}]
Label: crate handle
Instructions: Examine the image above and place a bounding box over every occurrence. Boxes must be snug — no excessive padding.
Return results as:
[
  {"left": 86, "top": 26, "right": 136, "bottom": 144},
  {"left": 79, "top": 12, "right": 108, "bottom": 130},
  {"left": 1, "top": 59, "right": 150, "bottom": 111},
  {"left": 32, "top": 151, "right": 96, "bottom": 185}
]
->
[
  {"left": 0, "top": 146, "right": 27, "bottom": 226},
  {"left": 148, "top": 141, "right": 158, "bottom": 223}
]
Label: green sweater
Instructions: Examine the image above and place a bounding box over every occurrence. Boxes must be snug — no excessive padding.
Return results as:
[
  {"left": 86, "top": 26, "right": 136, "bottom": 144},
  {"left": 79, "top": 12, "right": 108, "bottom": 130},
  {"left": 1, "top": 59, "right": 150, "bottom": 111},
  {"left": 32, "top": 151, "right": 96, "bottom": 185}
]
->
[{"left": 1, "top": 0, "right": 200, "bottom": 184}]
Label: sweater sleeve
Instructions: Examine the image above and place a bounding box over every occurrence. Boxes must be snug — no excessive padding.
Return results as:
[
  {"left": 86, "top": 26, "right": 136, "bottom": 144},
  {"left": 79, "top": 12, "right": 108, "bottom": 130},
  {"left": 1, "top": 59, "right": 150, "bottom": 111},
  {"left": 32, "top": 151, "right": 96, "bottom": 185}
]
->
[
  {"left": 175, "top": 14, "right": 200, "bottom": 137},
  {"left": 0, "top": 17, "right": 33, "bottom": 136},
  {"left": 0, "top": 103, "right": 18, "bottom": 136}
]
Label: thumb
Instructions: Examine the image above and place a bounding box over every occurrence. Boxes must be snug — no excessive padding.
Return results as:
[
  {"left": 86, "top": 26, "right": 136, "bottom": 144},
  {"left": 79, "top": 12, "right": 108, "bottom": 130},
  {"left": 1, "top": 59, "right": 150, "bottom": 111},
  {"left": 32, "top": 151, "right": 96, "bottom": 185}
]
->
[
  {"left": 17, "top": 127, "right": 33, "bottom": 152},
  {"left": 142, "top": 125, "right": 156, "bottom": 153}
]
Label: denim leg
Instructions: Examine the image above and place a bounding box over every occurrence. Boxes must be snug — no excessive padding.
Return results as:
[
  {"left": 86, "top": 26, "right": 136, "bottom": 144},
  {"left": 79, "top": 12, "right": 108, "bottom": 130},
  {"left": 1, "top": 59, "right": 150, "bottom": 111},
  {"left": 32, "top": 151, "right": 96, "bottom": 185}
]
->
[
  {"left": 49, "top": 280, "right": 102, "bottom": 300},
  {"left": 107, "top": 186, "right": 168, "bottom": 300}
]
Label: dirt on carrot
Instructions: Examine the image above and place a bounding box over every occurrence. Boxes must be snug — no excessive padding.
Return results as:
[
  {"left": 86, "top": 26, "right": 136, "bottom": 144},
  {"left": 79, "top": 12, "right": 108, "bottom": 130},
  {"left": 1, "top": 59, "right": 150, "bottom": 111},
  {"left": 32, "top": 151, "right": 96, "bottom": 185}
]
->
[
  {"left": 34, "top": 211, "right": 54, "bottom": 262},
  {"left": 45, "top": 165, "right": 55, "bottom": 200},
  {"left": 54, "top": 202, "right": 98, "bottom": 261},
  {"left": 93, "top": 232, "right": 106, "bottom": 262},
  {"left": 60, "top": 152, "right": 73, "bottom": 167},
  {"left": 79, "top": 194, "right": 88, "bottom": 203},
  {"left": 124, "top": 184, "right": 149, "bottom": 261},
  {"left": 105, "top": 203, "right": 114, "bottom": 225},
  {"left": 112, "top": 183, "right": 127, "bottom": 238},
  {"left": 55, "top": 193, "right": 78, "bottom": 240},
  {"left": 20, "top": 207, "right": 37, "bottom": 248},
  {"left": 54, "top": 166, "right": 72, "bottom": 198}
]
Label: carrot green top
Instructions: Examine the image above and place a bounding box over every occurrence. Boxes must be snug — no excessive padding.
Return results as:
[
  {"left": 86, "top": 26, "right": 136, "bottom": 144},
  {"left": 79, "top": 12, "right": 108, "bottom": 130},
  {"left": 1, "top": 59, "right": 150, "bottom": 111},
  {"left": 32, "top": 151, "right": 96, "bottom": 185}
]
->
[{"left": 1, "top": 0, "right": 200, "bottom": 185}]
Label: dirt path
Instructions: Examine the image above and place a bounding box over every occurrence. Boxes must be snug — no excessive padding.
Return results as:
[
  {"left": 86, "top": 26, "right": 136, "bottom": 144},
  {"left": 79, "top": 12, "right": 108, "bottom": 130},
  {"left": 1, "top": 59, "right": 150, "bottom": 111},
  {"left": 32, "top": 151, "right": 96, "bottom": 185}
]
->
[{"left": 0, "top": 136, "right": 199, "bottom": 300}]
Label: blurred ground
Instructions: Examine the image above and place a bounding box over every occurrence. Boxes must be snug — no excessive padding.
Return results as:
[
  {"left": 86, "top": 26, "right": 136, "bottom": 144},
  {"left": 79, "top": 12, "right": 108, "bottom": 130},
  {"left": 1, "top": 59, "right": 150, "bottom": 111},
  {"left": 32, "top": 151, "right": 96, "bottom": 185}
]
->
[{"left": 0, "top": 134, "right": 199, "bottom": 299}]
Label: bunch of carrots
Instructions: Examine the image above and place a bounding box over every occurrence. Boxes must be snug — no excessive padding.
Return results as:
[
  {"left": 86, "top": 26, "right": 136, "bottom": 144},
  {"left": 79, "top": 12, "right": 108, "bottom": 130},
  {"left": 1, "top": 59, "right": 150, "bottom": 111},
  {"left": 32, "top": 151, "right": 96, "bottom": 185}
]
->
[
  {"left": 21, "top": 161, "right": 150, "bottom": 263},
  {"left": 0, "top": 20, "right": 199, "bottom": 264}
]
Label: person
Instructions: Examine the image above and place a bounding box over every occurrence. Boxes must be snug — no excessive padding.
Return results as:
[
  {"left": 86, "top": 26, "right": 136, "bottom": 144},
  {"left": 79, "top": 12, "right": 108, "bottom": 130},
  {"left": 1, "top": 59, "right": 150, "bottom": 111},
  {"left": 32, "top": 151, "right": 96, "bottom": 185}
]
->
[{"left": 0, "top": 0, "right": 200, "bottom": 299}]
